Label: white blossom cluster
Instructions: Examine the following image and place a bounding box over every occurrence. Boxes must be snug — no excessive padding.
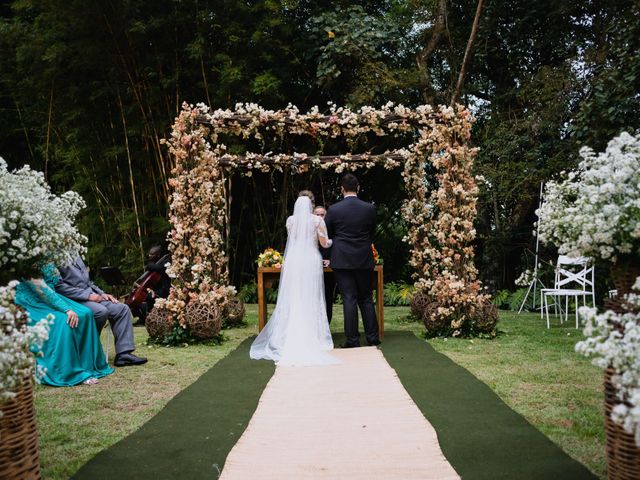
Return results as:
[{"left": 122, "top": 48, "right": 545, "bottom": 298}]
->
[
  {"left": 515, "top": 269, "right": 534, "bottom": 287},
  {"left": 537, "top": 132, "right": 640, "bottom": 262},
  {"left": 0, "top": 158, "right": 87, "bottom": 278},
  {"left": 0, "top": 282, "right": 50, "bottom": 409},
  {"left": 576, "top": 279, "right": 640, "bottom": 446}
]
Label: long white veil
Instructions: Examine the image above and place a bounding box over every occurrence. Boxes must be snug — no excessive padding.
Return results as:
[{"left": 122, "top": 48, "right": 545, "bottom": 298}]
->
[{"left": 250, "top": 196, "right": 337, "bottom": 366}]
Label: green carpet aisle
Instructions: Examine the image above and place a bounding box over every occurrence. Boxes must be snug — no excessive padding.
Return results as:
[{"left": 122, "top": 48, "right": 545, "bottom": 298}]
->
[
  {"left": 380, "top": 331, "right": 596, "bottom": 480},
  {"left": 73, "top": 331, "right": 596, "bottom": 479},
  {"left": 72, "top": 338, "right": 274, "bottom": 480}
]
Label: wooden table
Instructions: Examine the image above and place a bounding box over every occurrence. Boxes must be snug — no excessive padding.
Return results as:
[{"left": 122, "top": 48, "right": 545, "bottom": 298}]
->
[{"left": 257, "top": 265, "right": 384, "bottom": 339}]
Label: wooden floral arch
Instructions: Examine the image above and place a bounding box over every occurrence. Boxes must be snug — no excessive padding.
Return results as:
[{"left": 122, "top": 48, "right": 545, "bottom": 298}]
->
[{"left": 162, "top": 102, "right": 490, "bottom": 336}]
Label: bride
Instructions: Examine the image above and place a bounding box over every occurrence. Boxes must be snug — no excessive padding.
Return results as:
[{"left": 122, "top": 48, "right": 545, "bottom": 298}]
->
[{"left": 250, "top": 194, "right": 338, "bottom": 366}]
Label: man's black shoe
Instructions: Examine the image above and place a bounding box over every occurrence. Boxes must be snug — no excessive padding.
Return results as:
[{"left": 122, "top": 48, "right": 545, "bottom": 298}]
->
[
  {"left": 114, "top": 352, "right": 148, "bottom": 367},
  {"left": 368, "top": 339, "right": 381, "bottom": 346}
]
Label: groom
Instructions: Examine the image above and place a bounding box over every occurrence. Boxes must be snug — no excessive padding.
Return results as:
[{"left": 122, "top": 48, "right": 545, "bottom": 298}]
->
[{"left": 325, "top": 174, "right": 380, "bottom": 347}]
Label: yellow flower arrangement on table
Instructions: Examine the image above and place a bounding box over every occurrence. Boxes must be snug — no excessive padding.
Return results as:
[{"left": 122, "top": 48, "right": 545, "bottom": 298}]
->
[
  {"left": 257, "top": 248, "right": 283, "bottom": 268},
  {"left": 372, "top": 243, "right": 382, "bottom": 265}
]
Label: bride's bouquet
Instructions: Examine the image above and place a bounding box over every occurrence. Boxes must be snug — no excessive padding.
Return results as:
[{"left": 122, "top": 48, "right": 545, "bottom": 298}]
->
[{"left": 257, "top": 248, "right": 283, "bottom": 268}]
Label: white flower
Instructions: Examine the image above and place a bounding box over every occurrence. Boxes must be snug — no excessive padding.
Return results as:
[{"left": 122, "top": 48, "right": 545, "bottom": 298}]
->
[
  {"left": 576, "top": 276, "right": 640, "bottom": 446},
  {"left": 0, "top": 158, "right": 87, "bottom": 275},
  {"left": 0, "top": 283, "right": 50, "bottom": 405},
  {"left": 537, "top": 132, "right": 640, "bottom": 262}
]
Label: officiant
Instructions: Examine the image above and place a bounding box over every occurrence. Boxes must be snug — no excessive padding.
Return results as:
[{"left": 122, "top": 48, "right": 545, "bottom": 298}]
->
[{"left": 313, "top": 205, "right": 336, "bottom": 323}]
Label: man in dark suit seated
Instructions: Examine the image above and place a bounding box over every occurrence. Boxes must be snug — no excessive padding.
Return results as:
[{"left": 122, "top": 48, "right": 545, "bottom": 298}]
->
[
  {"left": 55, "top": 256, "right": 148, "bottom": 367},
  {"left": 325, "top": 174, "right": 380, "bottom": 347},
  {"left": 313, "top": 205, "right": 336, "bottom": 324}
]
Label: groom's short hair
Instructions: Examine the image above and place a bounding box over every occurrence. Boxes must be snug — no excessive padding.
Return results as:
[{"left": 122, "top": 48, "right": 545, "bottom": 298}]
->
[{"left": 341, "top": 174, "right": 359, "bottom": 193}]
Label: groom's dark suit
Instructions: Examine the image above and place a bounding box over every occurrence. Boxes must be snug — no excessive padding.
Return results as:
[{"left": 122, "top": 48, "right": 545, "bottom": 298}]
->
[{"left": 325, "top": 195, "right": 379, "bottom": 346}]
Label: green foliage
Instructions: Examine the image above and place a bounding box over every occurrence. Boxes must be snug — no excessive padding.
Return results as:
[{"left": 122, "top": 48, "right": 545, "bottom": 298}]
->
[
  {"left": 492, "top": 290, "right": 511, "bottom": 309},
  {"left": 508, "top": 288, "right": 533, "bottom": 312},
  {"left": 383, "top": 281, "right": 414, "bottom": 306},
  {"left": 0, "top": 0, "right": 638, "bottom": 296}
]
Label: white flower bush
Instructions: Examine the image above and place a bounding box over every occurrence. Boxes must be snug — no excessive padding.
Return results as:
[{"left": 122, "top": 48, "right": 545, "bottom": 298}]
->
[
  {"left": 0, "top": 282, "right": 50, "bottom": 410},
  {"left": 537, "top": 132, "right": 640, "bottom": 262},
  {"left": 576, "top": 280, "right": 640, "bottom": 446},
  {"left": 514, "top": 269, "right": 534, "bottom": 287},
  {"left": 0, "top": 157, "right": 87, "bottom": 281}
]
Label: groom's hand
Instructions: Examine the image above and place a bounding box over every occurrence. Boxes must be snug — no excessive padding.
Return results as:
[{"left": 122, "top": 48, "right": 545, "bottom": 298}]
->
[{"left": 322, "top": 260, "right": 330, "bottom": 267}]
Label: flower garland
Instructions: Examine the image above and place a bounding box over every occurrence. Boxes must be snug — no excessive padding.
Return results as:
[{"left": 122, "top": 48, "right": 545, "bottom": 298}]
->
[{"left": 164, "top": 102, "right": 485, "bottom": 334}]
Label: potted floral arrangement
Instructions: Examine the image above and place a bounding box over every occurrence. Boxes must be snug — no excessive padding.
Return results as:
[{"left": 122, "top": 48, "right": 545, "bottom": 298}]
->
[
  {"left": 0, "top": 158, "right": 86, "bottom": 478},
  {"left": 537, "top": 131, "right": 640, "bottom": 293},
  {"left": 537, "top": 133, "right": 640, "bottom": 479},
  {"left": 257, "top": 248, "right": 283, "bottom": 268},
  {"left": 576, "top": 280, "right": 640, "bottom": 478}
]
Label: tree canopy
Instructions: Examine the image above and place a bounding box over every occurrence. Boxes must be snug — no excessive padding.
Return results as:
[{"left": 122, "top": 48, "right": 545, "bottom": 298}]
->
[{"left": 1, "top": 0, "right": 638, "bottom": 288}]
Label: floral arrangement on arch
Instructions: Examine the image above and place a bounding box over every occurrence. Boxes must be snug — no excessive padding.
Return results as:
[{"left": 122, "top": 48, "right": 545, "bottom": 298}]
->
[
  {"left": 163, "top": 101, "right": 491, "bottom": 337},
  {"left": 537, "top": 132, "right": 640, "bottom": 264},
  {"left": 257, "top": 248, "right": 283, "bottom": 268}
]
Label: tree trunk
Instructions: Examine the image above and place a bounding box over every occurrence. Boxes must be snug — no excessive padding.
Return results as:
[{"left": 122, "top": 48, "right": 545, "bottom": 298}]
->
[
  {"left": 416, "top": 0, "right": 448, "bottom": 105},
  {"left": 450, "top": 0, "right": 485, "bottom": 106}
]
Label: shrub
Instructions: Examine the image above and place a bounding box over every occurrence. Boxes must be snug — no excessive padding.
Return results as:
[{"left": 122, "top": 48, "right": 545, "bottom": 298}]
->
[{"left": 383, "top": 282, "right": 414, "bottom": 306}]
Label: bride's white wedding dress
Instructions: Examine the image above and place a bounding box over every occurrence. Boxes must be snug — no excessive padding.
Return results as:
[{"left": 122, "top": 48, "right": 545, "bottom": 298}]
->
[{"left": 250, "top": 196, "right": 338, "bottom": 366}]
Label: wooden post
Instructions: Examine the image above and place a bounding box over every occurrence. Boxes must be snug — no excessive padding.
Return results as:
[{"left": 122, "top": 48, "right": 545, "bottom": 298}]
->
[
  {"left": 377, "top": 265, "right": 385, "bottom": 339},
  {"left": 257, "top": 268, "right": 266, "bottom": 331}
]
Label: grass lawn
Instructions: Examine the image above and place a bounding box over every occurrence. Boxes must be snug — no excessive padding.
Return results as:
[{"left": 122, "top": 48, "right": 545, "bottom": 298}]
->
[{"left": 34, "top": 305, "right": 605, "bottom": 479}]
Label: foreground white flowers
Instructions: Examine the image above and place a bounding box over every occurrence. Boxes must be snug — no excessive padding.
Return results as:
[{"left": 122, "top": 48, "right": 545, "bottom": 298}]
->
[
  {"left": 0, "top": 282, "right": 50, "bottom": 408},
  {"left": 537, "top": 132, "right": 640, "bottom": 262},
  {"left": 0, "top": 158, "right": 87, "bottom": 280},
  {"left": 576, "top": 282, "right": 640, "bottom": 446}
]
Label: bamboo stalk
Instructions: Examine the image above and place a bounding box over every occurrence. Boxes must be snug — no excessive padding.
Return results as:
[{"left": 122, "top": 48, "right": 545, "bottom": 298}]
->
[{"left": 116, "top": 91, "right": 145, "bottom": 266}]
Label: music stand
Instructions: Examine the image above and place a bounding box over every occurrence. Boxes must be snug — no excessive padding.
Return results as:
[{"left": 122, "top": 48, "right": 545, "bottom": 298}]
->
[{"left": 518, "top": 182, "right": 546, "bottom": 313}]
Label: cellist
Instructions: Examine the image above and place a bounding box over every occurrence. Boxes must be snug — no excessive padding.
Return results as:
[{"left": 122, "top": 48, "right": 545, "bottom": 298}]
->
[{"left": 131, "top": 246, "right": 171, "bottom": 325}]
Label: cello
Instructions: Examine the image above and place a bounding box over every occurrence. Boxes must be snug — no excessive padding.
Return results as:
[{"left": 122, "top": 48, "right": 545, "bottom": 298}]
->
[{"left": 125, "top": 253, "right": 170, "bottom": 310}]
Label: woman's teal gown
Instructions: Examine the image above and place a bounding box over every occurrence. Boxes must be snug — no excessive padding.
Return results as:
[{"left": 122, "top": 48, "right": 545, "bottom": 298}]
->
[{"left": 14, "top": 264, "right": 114, "bottom": 386}]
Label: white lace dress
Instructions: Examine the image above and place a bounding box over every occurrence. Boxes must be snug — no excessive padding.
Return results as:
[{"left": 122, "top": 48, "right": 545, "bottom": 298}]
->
[{"left": 250, "top": 197, "right": 339, "bottom": 366}]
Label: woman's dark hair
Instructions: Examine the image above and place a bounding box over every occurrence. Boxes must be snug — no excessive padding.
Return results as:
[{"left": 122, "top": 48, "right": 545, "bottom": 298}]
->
[{"left": 341, "top": 174, "right": 359, "bottom": 192}]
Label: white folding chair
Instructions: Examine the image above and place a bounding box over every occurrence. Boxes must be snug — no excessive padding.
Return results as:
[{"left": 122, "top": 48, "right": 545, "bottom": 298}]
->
[{"left": 540, "top": 256, "right": 595, "bottom": 328}]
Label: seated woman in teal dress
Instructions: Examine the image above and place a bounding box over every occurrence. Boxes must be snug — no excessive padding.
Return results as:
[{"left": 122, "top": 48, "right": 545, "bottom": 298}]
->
[{"left": 14, "top": 264, "right": 113, "bottom": 386}]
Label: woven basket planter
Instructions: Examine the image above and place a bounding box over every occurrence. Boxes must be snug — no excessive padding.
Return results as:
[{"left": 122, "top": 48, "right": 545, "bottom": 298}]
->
[
  {"left": 604, "top": 368, "right": 640, "bottom": 480},
  {"left": 0, "top": 375, "right": 41, "bottom": 480}
]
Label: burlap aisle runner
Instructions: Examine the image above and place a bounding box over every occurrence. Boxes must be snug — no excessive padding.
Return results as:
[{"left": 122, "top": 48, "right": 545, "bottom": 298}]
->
[{"left": 220, "top": 347, "right": 460, "bottom": 479}]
